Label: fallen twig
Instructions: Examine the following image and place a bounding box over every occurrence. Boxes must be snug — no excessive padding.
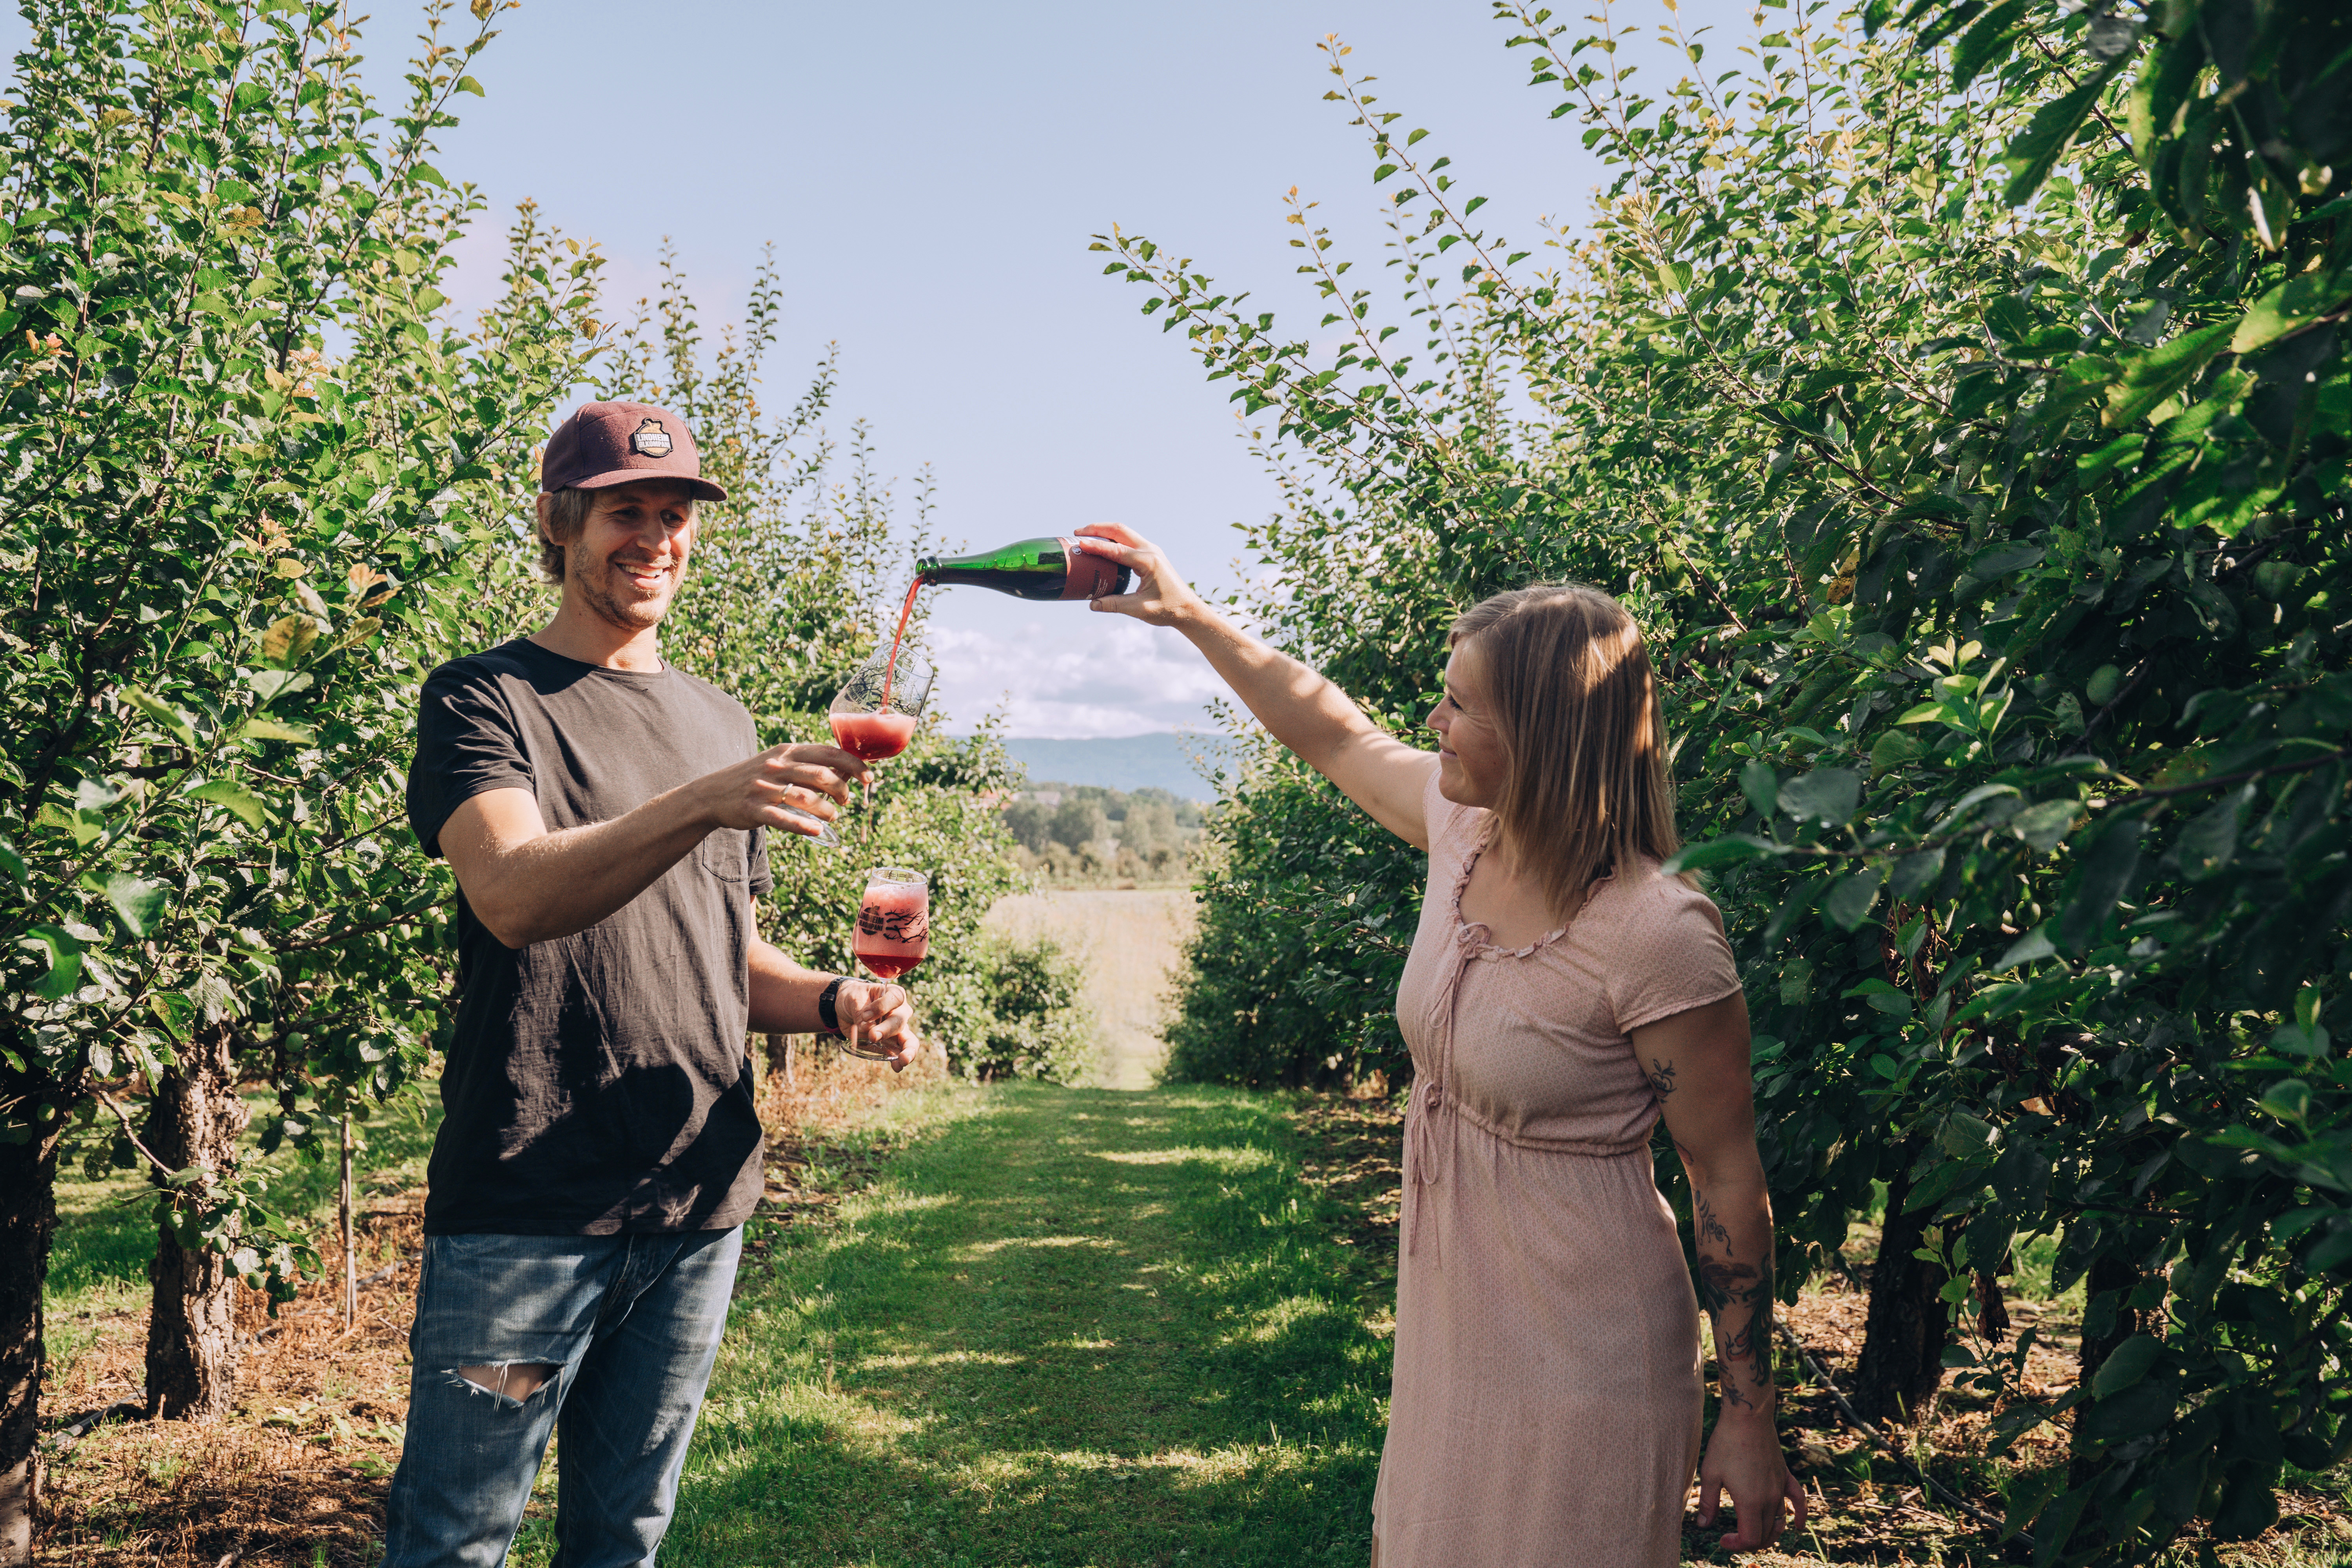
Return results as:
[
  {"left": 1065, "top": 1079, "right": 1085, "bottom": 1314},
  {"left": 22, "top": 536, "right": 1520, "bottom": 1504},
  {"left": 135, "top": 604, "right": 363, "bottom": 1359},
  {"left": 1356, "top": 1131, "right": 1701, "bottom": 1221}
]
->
[
  {"left": 1774, "top": 1322, "right": 2031, "bottom": 1553},
  {"left": 42, "top": 1399, "right": 142, "bottom": 1454}
]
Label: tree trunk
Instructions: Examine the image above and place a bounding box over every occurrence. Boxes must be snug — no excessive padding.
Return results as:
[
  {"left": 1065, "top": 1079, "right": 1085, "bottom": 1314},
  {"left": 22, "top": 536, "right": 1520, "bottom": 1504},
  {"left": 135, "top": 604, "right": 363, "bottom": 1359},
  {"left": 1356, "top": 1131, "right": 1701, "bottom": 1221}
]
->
[
  {"left": 2073, "top": 1252, "right": 2148, "bottom": 1487},
  {"left": 1854, "top": 1154, "right": 1952, "bottom": 1425},
  {"left": 764, "top": 1033, "right": 796, "bottom": 1091},
  {"left": 0, "top": 1057, "right": 63, "bottom": 1568},
  {"left": 143, "top": 1024, "right": 248, "bottom": 1421}
]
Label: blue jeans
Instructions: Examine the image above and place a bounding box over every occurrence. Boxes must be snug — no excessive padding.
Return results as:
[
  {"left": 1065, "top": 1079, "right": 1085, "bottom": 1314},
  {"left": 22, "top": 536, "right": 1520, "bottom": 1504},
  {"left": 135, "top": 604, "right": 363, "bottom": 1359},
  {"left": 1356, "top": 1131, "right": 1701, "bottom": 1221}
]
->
[{"left": 381, "top": 1228, "right": 742, "bottom": 1568}]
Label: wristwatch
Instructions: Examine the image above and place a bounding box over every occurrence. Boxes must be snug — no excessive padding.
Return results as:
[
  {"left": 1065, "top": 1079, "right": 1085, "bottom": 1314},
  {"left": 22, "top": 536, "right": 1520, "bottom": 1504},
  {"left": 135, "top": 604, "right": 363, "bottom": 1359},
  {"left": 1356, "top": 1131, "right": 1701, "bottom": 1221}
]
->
[{"left": 816, "top": 975, "right": 847, "bottom": 1037}]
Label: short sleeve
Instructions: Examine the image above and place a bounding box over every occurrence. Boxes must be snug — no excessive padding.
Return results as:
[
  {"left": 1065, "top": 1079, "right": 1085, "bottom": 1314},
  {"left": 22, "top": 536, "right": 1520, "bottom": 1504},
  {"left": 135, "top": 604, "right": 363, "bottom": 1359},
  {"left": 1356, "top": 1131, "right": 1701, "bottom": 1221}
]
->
[
  {"left": 406, "top": 662, "right": 534, "bottom": 858},
  {"left": 1419, "top": 760, "right": 1481, "bottom": 862},
  {"left": 1605, "top": 874, "right": 1743, "bottom": 1034},
  {"left": 746, "top": 825, "right": 774, "bottom": 898}
]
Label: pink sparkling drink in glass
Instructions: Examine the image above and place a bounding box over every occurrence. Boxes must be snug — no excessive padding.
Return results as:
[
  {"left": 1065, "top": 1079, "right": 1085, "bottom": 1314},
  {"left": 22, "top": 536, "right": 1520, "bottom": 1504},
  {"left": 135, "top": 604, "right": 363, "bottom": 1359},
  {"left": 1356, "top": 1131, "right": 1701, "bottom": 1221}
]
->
[{"left": 853, "top": 867, "right": 929, "bottom": 982}]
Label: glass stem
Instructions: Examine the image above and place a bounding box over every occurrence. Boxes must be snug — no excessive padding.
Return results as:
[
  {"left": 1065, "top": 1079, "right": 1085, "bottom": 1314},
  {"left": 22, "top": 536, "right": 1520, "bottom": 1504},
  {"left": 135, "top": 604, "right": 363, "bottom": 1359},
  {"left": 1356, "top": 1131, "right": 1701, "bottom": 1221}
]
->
[{"left": 860, "top": 776, "right": 873, "bottom": 847}]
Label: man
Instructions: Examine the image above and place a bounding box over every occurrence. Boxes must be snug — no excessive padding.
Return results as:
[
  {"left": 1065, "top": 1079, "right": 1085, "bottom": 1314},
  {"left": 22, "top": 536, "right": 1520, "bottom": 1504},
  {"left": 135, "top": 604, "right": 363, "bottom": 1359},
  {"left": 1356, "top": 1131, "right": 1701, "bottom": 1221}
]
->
[{"left": 387, "top": 399, "right": 914, "bottom": 1567}]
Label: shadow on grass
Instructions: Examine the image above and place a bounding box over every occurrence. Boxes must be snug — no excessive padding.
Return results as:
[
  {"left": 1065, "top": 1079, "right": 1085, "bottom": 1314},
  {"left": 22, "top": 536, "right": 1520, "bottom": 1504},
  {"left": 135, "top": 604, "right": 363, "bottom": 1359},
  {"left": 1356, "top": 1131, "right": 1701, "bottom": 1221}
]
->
[{"left": 648, "top": 1084, "right": 1390, "bottom": 1568}]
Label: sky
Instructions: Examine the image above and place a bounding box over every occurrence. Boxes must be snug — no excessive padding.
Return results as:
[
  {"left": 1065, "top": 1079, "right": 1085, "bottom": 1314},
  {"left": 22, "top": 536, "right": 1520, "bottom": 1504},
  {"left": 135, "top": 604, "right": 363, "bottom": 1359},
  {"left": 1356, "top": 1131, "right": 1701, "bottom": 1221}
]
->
[{"left": 4, "top": 0, "right": 1744, "bottom": 736}]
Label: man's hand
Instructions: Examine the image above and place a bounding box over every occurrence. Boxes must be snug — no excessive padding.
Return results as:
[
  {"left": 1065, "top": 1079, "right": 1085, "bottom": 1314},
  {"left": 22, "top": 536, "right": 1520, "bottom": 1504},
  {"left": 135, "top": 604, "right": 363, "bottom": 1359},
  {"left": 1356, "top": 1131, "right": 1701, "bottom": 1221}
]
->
[
  {"left": 838, "top": 979, "right": 919, "bottom": 1071},
  {"left": 696, "top": 742, "right": 869, "bottom": 838}
]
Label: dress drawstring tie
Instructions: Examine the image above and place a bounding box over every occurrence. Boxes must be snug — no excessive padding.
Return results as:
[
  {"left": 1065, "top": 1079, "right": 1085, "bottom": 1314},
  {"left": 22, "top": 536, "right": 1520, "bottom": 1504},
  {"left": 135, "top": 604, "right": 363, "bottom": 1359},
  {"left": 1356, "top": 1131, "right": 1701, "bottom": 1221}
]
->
[{"left": 1406, "top": 922, "right": 1482, "bottom": 1264}]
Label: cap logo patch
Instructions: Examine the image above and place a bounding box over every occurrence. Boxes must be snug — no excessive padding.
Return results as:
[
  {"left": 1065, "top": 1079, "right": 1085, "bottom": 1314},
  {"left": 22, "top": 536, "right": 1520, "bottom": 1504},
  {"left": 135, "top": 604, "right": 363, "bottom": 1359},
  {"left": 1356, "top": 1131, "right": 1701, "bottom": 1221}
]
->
[{"left": 628, "top": 418, "right": 673, "bottom": 458}]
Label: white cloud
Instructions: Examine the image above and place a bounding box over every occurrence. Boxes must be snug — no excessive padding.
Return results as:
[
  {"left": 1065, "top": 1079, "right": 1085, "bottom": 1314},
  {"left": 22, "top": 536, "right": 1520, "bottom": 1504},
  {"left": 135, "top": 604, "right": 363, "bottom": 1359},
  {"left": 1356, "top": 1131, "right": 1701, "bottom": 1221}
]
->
[{"left": 927, "top": 617, "right": 1227, "bottom": 738}]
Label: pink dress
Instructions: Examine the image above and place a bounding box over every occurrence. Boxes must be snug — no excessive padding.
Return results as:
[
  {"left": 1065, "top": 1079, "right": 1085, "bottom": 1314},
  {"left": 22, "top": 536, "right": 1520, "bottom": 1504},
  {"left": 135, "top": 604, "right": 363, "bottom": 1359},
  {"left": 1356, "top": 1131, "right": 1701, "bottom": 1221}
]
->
[{"left": 1369, "top": 771, "right": 1742, "bottom": 1567}]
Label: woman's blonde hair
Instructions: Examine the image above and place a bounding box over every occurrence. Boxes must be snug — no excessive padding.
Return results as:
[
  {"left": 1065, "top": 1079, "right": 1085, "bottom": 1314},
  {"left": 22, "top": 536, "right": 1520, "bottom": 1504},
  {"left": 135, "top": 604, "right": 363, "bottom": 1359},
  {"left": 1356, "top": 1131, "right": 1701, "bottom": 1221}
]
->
[{"left": 1447, "top": 583, "right": 1682, "bottom": 919}]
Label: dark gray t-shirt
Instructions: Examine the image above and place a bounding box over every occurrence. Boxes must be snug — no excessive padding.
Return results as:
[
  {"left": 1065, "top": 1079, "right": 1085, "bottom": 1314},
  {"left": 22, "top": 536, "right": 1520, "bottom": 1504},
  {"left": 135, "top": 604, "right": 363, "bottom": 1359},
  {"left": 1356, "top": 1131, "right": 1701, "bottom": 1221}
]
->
[{"left": 405, "top": 637, "right": 773, "bottom": 1236}]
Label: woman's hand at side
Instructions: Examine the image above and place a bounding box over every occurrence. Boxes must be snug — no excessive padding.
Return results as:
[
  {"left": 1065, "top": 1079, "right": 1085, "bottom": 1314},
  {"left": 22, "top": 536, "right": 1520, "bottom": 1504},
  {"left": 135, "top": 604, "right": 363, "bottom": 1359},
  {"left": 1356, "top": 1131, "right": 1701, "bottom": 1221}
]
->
[
  {"left": 1071, "top": 523, "right": 1437, "bottom": 849},
  {"left": 1643, "top": 991, "right": 1813, "bottom": 1553},
  {"left": 1699, "top": 1408, "right": 1808, "bottom": 1552}
]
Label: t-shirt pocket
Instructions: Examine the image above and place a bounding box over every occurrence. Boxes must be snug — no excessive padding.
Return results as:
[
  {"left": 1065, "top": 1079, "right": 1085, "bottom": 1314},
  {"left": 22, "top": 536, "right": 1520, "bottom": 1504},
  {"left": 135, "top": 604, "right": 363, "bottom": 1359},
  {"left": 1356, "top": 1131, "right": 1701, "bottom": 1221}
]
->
[{"left": 697, "top": 828, "right": 755, "bottom": 884}]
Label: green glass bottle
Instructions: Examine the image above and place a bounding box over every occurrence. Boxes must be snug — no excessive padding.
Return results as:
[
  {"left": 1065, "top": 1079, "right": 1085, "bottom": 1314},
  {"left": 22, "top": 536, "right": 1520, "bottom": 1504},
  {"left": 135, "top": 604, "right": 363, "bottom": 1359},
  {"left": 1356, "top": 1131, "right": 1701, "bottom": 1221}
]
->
[{"left": 912, "top": 537, "right": 1131, "bottom": 602}]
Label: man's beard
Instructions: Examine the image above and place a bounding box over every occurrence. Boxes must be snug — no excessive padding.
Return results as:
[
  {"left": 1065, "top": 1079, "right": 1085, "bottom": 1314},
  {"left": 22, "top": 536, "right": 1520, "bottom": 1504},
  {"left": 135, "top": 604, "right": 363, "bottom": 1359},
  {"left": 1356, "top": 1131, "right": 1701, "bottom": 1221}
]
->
[{"left": 575, "top": 551, "right": 678, "bottom": 633}]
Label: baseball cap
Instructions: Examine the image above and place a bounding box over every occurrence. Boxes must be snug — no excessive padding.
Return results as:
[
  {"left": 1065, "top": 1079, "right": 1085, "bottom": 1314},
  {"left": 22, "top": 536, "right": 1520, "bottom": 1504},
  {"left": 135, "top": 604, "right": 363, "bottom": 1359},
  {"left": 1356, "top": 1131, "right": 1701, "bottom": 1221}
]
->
[{"left": 539, "top": 399, "right": 728, "bottom": 502}]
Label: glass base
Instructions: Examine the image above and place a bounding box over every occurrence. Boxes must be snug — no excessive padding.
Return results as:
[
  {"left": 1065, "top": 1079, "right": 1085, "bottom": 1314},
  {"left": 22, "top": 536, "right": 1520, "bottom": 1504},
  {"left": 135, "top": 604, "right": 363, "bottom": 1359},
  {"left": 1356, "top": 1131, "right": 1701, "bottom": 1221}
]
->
[{"left": 781, "top": 804, "right": 844, "bottom": 850}]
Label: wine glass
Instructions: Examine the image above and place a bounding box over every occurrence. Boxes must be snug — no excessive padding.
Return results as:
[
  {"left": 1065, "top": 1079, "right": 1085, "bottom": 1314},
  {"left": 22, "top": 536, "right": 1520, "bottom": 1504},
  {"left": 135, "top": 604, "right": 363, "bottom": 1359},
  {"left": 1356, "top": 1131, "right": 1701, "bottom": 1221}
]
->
[
  {"left": 839, "top": 866, "right": 929, "bottom": 1060},
  {"left": 828, "top": 638, "right": 936, "bottom": 844}
]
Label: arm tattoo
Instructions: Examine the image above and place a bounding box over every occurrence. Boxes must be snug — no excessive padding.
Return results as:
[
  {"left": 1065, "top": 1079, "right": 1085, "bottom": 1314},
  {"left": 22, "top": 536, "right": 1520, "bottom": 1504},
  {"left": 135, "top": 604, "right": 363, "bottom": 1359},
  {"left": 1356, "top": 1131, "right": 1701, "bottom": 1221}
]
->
[
  {"left": 1647, "top": 1056, "right": 1679, "bottom": 1100},
  {"left": 1691, "top": 1185, "right": 1733, "bottom": 1251},
  {"left": 1668, "top": 1113, "right": 1777, "bottom": 1414},
  {"left": 1697, "top": 1249, "right": 1777, "bottom": 1413}
]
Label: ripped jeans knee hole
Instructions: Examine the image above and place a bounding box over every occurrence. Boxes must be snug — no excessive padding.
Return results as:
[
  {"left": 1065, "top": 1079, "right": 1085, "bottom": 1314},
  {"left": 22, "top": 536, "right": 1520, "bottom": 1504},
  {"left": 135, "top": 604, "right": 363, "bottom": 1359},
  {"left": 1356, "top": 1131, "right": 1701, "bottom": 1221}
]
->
[{"left": 446, "top": 1362, "right": 559, "bottom": 1406}]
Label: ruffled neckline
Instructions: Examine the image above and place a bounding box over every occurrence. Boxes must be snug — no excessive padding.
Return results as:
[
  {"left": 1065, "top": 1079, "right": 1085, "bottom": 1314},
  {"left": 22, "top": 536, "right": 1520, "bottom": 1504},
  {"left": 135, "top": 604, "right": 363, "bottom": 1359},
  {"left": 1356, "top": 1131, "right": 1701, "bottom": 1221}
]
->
[{"left": 1448, "top": 820, "right": 1603, "bottom": 959}]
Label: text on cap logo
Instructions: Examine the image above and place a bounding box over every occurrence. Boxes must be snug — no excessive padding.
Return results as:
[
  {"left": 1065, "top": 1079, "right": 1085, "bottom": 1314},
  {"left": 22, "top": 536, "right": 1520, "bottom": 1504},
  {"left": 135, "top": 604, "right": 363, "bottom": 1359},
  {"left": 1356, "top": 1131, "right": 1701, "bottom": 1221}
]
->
[{"left": 629, "top": 418, "right": 672, "bottom": 458}]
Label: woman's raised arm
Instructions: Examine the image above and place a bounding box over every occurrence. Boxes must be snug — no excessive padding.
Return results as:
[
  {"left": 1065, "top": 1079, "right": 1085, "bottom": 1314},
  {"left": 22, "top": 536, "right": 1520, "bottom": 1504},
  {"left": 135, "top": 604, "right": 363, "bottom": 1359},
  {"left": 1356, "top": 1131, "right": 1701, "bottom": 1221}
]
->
[{"left": 1073, "top": 524, "right": 1436, "bottom": 850}]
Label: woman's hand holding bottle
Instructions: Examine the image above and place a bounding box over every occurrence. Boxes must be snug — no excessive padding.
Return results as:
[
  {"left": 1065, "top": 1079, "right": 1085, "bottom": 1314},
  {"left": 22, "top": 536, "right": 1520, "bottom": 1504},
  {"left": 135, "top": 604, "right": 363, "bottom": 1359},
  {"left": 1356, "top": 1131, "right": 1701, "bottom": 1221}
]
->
[{"left": 1069, "top": 524, "right": 1205, "bottom": 628}]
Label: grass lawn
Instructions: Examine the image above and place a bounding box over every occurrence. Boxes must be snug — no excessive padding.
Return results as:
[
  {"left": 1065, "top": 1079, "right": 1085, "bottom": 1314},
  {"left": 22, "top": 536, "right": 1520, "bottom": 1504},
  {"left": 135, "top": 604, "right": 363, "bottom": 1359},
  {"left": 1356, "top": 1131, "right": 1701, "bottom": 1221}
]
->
[
  {"left": 626, "top": 1082, "right": 1391, "bottom": 1568},
  {"left": 37, "top": 1065, "right": 2352, "bottom": 1566}
]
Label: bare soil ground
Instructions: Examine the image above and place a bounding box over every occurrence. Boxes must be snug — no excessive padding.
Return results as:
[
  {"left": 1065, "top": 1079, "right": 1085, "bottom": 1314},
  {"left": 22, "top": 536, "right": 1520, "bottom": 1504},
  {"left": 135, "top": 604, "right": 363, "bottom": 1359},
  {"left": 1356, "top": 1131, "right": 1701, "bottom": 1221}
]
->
[
  {"left": 36, "top": 1073, "right": 2352, "bottom": 1566},
  {"left": 31, "top": 1051, "right": 931, "bottom": 1568},
  {"left": 983, "top": 888, "right": 1195, "bottom": 1090},
  {"left": 1286, "top": 1096, "right": 2352, "bottom": 1568}
]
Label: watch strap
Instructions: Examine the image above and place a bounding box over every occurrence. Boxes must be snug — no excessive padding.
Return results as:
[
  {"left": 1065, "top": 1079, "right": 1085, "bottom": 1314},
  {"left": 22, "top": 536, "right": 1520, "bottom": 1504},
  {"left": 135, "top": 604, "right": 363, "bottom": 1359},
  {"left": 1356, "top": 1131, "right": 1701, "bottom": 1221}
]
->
[{"left": 816, "top": 975, "right": 847, "bottom": 1037}]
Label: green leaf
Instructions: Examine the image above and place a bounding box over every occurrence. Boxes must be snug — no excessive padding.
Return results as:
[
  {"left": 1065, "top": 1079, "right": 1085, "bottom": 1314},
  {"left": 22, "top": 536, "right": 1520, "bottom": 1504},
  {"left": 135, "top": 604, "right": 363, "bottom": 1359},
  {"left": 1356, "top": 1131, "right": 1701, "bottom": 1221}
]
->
[
  {"left": 187, "top": 779, "right": 269, "bottom": 829},
  {"left": 1825, "top": 864, "right": 1887, "bottom": 930},
  {"left": 0, "top": 833, "right": 24, "bottom": 885},
  {"left": 2057, "top": 814, "right": 2143, "bottom": 952},
  {"left": 237, "top": 717, "right": 316, "bottom": 745},
  {"left": 1870, "top": 730, "right": 1929, "bottom": 775},
  {"left": 1739, "top": 759, "right": 1779, "bottom": 818},
  {"left": 18, "top": 925, "right": 85, "bottom": 1000},
  {"left": 1661, "top": 835, "right": 1783, "bottom": 874},
  {"left": 1995, "top": 927, "right": 2056, "bottom": 969},
  {"left": 1950, "top": 0, "right": 2027, "bottom": 91},
  {"left": 2102, "top": 319, "right": 2233, "bottom": 428},
  {"left": 1778, "top": 768, "right": 1862, "bottom": 824},
  {"left": 105, "top": 873, "right": 169, "bottom": 938},
  {"left": 119, "top": 686, "right": 198, "bottom": 747},
  {"left": 2229, "top": 267, "right": 2352, "bottom": 355},
  {"left": 76, "top": 778, "right": 129, "bottom": 815},
  {"left": 1965, "top": 542, "right": 2044, "bottom": 583},
  {"left": 245, "top": 670, "right": 314, "bottom": 705},
  {"left": 2000, "top": 58, "right": 2125, "bottom": 207},
  {"left": 2076, "top": 432, "right": 2144, "bottom": 485},
  {"left": 2172, "top": 791, "right": 2243, "bottom": 882},
  {"left": 2004, "top": 1467, "right": 2068, "bottom": 1543},
  {"left": 2010, "top": 800, "right": 2079, "bottom": 851},
  {"left": 1888, "top": 846, "right": 1945, "bottom": 900},
  {"left": 2258, "top": 1078, "right": 2311, "bottom": 1127},
  {"left": 2090, "top": 1334, "right": 2162, "bottom": 1399},
  {"left": 2080, "top": 1376, "right": 2176, "bottom": 1442},
  {"left": 260, "top": 613, "right": 320, "bottom": 668}
]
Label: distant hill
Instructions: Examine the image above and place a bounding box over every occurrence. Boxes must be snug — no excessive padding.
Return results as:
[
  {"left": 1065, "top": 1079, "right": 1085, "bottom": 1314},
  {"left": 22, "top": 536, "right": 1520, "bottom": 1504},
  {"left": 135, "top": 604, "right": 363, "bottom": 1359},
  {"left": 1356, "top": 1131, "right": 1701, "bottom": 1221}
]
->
[{"left": 1000, "top": 734, "right": 1228, "bottom": 803}]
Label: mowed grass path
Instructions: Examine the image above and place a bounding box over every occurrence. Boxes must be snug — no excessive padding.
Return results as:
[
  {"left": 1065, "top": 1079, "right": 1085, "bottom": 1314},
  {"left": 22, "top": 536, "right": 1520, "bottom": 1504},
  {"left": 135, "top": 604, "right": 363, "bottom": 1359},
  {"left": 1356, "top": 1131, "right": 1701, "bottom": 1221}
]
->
[{"left": 658, "top": 1083, "right": 1391, "bottom": 1568}]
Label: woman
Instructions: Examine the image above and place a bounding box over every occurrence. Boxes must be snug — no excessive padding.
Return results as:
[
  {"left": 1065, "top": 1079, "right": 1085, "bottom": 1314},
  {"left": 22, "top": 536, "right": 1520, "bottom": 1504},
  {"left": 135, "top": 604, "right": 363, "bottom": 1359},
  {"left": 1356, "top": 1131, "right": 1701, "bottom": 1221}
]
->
[{"left": 1073, "top": 525, "right": 1807, "bottom": 1564}]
